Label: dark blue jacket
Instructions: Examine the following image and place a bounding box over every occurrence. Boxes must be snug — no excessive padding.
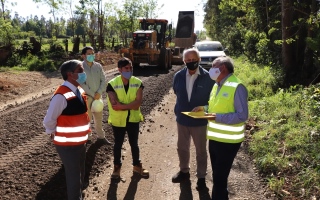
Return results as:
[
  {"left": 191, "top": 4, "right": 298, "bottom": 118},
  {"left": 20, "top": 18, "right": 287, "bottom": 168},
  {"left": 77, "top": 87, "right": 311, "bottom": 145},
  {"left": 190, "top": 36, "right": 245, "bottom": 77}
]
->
[{"left": 173, "top": 66, "right": 215, "bottom": 127}]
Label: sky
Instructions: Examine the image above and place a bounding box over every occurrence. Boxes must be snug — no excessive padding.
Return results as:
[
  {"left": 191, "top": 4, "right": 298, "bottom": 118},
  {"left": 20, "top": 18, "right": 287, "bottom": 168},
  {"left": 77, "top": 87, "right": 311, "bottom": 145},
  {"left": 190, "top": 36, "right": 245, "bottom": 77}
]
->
[{"left": 6, "top": 0, "right": 205, "bottom": 31}]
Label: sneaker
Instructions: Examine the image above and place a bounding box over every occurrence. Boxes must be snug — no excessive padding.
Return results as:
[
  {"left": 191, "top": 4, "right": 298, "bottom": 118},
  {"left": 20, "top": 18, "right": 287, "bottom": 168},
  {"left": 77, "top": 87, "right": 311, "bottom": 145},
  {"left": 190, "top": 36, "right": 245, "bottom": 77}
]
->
[
  {"left": 96, "top": 138, "right": 112, "bottom": 145},
  {"left": 111, "top": 165, "right": 121, "bottom": 179},
  {"left": 196, "top": 178, "right": 208, "bottom": 191},
  {"left": 172, "top": 171, "right": 190, "bottom": 183},
  {"left": 133, "top": 163, "right": 149, "bottom": 177}
]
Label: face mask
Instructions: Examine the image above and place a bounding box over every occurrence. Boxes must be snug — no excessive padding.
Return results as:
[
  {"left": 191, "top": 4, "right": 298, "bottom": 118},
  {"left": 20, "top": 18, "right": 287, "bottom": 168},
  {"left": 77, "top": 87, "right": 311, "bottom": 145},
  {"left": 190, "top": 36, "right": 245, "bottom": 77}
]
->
[
  {"left": 122, "top": 71, "right": 132, "bottom": 79},
  {"left": 186, "top": 61, "right": 199, "bottom": 71},
  {"left": 209, "top": 67, "right": 221, "bottom": 80},
  {"left": 76, "top": 72, "right": 87, "bottom": 84},
  {"left": 86, "top": 55, "right": 95, "bottom": 62}
]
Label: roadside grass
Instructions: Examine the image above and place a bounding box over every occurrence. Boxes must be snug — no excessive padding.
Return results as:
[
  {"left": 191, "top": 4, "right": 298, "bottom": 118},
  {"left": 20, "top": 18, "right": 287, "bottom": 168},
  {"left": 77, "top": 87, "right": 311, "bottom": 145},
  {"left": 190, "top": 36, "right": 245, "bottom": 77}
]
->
[
  {"left": 235, "top": 57, "right": 320, "bottom": 199},
  {"left": 233, "top": 56, "right": 279, "bottom": 101}
]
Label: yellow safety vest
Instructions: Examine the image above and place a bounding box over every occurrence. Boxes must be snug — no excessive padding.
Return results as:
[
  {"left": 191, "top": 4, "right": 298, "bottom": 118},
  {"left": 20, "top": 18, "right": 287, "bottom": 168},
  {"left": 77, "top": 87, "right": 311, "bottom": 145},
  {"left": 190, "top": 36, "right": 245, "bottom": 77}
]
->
[
  {"left": 107, "top": 75, "right": 144, "bottom": 127},
  {"left": 207, "top": 75, "right": 245, "bottom": 143}
]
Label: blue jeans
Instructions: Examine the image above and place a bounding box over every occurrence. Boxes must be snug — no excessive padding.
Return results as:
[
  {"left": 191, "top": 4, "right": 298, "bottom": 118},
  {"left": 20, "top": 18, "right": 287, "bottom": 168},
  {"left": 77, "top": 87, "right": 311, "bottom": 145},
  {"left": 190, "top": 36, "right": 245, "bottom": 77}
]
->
[{"left": 112, "top": 122, "right": 141, "bottom": 166}]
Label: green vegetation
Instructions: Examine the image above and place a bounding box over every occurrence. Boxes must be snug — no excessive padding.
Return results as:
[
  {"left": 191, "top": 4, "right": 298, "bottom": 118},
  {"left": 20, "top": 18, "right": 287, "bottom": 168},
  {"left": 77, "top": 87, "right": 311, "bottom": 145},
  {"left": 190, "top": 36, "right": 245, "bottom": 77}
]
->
[
  {"left": 204, "top": 0, "right": 320, "bottom": 86},
  {"left": 235, "top": 57, "right": 320, "bottom": 199}
]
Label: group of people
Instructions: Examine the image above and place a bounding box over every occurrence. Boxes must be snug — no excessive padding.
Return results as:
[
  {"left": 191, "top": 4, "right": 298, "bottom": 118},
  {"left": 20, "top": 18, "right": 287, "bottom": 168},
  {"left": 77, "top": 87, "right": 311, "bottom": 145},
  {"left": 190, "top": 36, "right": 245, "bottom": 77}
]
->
[
  {"left": 43, "top": 45, "right": 248, "bottom": 200},
  {"left": 172, "top": 48, "right": 248, "bottom": 200},
  {"left": 43, "top": 46, "right": 148, "bottom": 200}
]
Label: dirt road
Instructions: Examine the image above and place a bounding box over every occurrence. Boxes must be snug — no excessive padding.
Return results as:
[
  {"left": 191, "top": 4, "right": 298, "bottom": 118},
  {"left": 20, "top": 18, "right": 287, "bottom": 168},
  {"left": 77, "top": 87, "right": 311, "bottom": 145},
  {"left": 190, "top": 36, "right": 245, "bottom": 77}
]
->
[
  {"left": 0, "top": 60, "right": 274, "bottom": 199},
  {"left": 83, "top": 89, "right": 272, "bottom": 200}
]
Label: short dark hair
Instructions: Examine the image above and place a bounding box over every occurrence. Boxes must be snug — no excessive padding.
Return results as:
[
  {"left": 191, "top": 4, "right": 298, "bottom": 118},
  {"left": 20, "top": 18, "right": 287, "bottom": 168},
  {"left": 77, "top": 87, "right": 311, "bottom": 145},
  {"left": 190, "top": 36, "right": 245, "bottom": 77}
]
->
[
  {"left": 60, "top": 60, "right": 82, "bottom": 80},
  {"left": 118, "top": 57, "right": 132, "bottom": 68},
  {"left": 81, "top": 46, "right": 94, "bottom": 55}
]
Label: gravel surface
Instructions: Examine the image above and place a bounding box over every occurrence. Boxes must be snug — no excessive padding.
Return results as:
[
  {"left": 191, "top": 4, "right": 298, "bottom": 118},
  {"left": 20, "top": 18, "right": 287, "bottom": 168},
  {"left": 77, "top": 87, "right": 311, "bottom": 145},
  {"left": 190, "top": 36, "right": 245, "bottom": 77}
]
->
[{"left": 0, "top": 53, "right": 276, "bottom": 200}]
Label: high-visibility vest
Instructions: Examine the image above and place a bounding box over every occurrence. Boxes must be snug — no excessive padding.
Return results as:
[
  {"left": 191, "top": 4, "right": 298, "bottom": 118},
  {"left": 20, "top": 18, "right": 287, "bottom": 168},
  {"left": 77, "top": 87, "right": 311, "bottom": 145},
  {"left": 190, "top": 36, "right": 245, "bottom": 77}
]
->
[
  {"left": 53, "top": 86, "right": 90, "bottom": 146},
  {"left": 207, "top": 75, "right": 245, "bottom": 143},
  {"left": 107, "top": 76, "right": 143, "bottom": 127}
]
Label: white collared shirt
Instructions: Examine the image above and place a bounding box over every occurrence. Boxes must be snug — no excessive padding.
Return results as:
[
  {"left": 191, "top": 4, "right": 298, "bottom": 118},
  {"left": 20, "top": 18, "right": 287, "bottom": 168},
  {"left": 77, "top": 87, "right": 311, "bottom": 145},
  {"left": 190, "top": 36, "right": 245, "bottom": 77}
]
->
[
  {"left": 186, "top": 67, "right": 200, "bottom": 102},
  {"left": 43, "top": 81, "right": 78, "bottom": 134}
]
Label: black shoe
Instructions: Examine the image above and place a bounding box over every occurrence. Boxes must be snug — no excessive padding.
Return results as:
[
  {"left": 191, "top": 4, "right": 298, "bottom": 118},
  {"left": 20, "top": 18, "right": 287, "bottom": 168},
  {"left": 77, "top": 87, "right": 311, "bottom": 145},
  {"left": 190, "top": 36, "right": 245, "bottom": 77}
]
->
[
  {"left": 96, "top": 138, "right": 112, "bottom": 145},
  {"left": 196, "top": 178, "right": 208, "bottom": 191},
  {"left": 172, "top": 171, "right": 190, "bottom": 183},
  {"left": 86, "top": 140, "right": 92, "bottom": 144}
]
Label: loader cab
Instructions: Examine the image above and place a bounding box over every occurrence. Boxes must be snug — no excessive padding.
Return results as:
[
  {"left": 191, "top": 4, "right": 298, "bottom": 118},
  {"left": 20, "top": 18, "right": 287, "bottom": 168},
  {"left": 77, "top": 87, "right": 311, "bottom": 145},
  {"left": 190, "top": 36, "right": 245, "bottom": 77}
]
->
[{"left": 138, "top": 19, "right": 170, "bottom": 49}]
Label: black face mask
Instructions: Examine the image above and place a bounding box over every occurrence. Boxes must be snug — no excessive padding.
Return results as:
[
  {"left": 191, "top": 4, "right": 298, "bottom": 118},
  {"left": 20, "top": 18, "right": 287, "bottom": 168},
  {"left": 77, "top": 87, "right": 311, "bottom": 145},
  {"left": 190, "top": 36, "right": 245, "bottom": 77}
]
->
[{"left": 186, "top": 61, "right": 199, "bottom": 70}]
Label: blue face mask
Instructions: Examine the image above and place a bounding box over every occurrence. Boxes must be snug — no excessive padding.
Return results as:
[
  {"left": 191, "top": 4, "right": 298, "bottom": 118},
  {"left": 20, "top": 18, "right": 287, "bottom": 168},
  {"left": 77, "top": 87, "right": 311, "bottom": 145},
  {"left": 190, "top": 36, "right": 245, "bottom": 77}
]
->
[
  {"left": 86, "top": 55, "right": 95, "bottom": 62},
  {"left": 76, "top": 72, "right": 87, "bottom": 84},
  {"left": 122, "top": 71, "right": 132, "bottom": 79}
]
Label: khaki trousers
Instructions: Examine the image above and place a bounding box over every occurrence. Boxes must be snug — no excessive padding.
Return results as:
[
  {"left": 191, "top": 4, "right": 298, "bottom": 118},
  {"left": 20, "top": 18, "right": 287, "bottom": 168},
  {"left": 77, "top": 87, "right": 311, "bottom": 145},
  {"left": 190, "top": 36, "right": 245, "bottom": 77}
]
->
[
  {"left": 86, "top": 96, "right": 105, "bottom": 140},
  {"left": 176, "top": 123, "right": 208, "bottom": 178}
]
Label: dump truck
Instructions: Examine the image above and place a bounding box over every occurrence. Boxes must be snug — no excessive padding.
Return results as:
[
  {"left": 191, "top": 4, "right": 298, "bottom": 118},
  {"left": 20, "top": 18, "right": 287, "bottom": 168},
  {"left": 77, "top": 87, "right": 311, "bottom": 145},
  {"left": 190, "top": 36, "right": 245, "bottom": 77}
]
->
[{"left": 119, "top": 11, "right": 196, "bottom": 70}]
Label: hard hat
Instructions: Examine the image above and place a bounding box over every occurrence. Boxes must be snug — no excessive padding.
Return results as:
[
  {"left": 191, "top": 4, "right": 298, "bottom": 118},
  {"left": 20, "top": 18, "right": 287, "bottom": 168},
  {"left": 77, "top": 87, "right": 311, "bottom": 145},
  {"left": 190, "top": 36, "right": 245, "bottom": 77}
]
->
[{"left": 91, "top": 99, "right": 104, "bottom": 112}]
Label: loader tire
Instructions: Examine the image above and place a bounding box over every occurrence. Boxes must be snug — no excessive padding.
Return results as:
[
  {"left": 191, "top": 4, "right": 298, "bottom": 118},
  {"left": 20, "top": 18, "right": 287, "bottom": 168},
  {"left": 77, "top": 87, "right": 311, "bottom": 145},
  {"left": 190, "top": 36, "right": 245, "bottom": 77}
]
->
[
  {"left": 167, "top": 49, "right": 172, "bottom": 69},
  {"left": 159, "top": 48, "right": 168, "bottom": 70}
]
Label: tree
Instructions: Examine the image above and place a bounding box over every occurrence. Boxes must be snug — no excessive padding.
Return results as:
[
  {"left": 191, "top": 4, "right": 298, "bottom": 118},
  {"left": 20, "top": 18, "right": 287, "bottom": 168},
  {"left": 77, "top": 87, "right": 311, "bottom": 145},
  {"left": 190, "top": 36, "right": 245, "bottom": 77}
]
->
[
  {"left": 0, "top": 17, "right": 16, "bottom": 45},
  {"left": 142, "top": 0, "right": 164, "bottom": 19},
  {"left": 32, "top": 0, "right": 65, "bottom": 38}
]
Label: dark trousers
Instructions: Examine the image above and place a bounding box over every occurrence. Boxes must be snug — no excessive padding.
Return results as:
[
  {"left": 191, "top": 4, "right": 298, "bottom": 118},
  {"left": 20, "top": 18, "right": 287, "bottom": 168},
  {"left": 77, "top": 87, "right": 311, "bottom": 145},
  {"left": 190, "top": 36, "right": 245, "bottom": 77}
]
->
[
  {"left": 55, "top": 144, "right": 86, "bottom": 200},
  {"left": 112, "top": 122, "right": 140, "bottom": 166},
  {"left": 209, "top": 140, "right": 241, "bottom": 200}
]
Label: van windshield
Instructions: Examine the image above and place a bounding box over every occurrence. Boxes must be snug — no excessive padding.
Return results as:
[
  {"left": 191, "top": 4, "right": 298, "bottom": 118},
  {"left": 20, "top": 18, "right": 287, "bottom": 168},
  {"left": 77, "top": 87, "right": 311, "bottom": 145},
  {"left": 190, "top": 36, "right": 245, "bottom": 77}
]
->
[{"left": 197, "top": 43, "right": 223, "bottom": 51}]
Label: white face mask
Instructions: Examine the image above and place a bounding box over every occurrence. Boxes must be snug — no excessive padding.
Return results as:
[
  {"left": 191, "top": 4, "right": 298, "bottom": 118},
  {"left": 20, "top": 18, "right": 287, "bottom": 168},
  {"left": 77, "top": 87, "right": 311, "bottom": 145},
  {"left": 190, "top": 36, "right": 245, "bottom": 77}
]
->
[{"left": 209, "top": 67, "right": 221, "bottom": 80}]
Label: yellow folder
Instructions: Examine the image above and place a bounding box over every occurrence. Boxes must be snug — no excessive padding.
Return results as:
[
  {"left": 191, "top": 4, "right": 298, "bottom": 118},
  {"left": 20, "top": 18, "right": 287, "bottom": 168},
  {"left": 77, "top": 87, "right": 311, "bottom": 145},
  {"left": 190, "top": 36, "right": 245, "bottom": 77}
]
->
[{"left": 181, "top": 112, "right": 214, "bottom": 119}]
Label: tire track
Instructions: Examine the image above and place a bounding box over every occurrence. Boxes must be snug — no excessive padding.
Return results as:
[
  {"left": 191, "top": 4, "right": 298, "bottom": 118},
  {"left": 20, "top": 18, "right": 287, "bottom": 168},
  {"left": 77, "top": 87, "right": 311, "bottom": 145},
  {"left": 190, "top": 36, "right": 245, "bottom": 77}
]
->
[{"left": 0, "top": 132, "right": 48, "bottom": 169}]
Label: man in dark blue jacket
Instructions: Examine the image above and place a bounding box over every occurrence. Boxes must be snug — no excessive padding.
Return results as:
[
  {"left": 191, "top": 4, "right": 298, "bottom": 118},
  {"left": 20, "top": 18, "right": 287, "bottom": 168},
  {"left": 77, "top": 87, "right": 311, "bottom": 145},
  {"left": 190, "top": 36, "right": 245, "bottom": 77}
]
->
[{"left": 172, "top": 48, "right": 215, "bottom": 191}]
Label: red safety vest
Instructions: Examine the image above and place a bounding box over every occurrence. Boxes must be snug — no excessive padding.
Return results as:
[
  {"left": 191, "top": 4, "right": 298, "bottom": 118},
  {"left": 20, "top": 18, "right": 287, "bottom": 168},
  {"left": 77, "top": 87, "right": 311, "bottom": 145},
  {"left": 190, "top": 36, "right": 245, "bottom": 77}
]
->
[{"left": 53, "top": 86, "right": 90, "bottom": 146}]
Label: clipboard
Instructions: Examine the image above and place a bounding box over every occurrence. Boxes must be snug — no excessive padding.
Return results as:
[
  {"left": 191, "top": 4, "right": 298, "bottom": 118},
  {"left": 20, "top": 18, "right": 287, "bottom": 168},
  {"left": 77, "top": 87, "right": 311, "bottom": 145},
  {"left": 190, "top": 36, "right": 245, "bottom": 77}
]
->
[{"left": 181, "top": 112, "right": 214, "bottom": 119}]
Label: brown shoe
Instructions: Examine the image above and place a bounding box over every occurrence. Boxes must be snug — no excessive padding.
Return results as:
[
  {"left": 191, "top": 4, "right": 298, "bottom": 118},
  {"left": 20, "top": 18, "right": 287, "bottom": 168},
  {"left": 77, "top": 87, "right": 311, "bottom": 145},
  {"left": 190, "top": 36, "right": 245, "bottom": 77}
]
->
[
  {"left": 111, "top": 165, "right": 121, "bottom": 179},
  {"left": 133, "top": 163, "right": 149, "bottom": 177}
]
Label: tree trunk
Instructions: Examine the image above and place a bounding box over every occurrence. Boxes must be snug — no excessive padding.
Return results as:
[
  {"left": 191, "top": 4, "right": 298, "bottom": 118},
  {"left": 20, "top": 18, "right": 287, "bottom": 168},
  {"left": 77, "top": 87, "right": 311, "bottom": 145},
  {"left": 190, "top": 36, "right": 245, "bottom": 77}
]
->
[
  {"left": 303, "top": 0, "right": 316, "bottom": 85},
  {"left": 1, "top": 0, "right": 5, "bottom": 20},
  {"left": 73, "top": 36, "right": 80, "bottom": 53},
  {"left": 282, "top": 0, "right": 294, "bottom": 85}
]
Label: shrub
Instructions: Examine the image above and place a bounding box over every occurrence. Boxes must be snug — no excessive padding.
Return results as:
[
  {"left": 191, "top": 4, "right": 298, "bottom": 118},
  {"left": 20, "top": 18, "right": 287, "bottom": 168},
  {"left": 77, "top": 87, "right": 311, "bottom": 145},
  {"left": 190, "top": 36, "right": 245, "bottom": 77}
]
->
[{"left": 24, "top": 54, "right": 56, "bottom": 71}]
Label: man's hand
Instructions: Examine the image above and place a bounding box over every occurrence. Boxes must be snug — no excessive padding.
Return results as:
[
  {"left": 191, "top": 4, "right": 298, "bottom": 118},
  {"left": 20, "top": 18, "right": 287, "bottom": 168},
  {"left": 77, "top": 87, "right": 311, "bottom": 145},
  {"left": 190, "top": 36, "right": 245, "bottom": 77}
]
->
[
  {"left": 191, "top": 106, "right": 205, "bottom": 112},
  {"left": 50, "top": 132, "right": 55, "bottom": 140},
  {"left": 112, "top": 101, "right": 124, "bottom": 111},
  {"left": 94, "top": 92, "right": 101, "bottom": 100},
  {"left": 205, "top": 113, "right": 216, "bottom": 120}
]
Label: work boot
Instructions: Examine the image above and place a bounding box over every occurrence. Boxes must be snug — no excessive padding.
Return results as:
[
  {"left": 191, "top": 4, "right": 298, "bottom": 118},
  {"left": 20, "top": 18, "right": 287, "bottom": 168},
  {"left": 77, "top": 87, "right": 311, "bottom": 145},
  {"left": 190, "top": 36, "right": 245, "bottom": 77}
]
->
[
  {"left": 196, "top": 178, "right": 208, "bottom": 191},
  {"left": 133, "top": 163, "right": 149, "bottom": 177},
  {"left": 111, "top": 165, "right": 121, "bottom": 179},
  {"left": 172, "top": 171, "right": 190, "bottom": 183}
]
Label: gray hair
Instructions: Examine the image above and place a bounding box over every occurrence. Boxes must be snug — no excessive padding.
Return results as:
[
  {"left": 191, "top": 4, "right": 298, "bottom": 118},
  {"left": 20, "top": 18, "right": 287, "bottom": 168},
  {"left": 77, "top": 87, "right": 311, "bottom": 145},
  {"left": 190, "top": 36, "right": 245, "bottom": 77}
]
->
[
  {"left": 212, "top": 56, "right": 234, "bottom": 73},
  {"left": 182, "top": 48, "right": 200, "bottom": 61},
  {"left": 60, "top": 60, "right": 82, "bottom": 80}
]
